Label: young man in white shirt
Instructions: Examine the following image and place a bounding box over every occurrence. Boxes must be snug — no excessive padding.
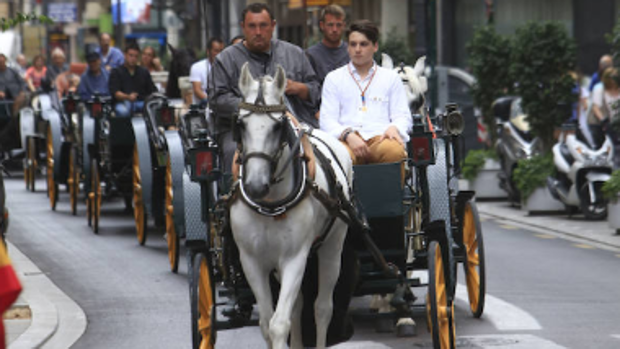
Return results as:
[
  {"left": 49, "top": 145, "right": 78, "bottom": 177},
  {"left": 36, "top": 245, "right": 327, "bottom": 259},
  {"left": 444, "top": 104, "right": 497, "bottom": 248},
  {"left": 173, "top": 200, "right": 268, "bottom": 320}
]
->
[
  {"left": 320, "top": 20, "right": 411, "bottom": 165},
  {"left": 189, "top": 37, "right": 224, "bottom": 107}
]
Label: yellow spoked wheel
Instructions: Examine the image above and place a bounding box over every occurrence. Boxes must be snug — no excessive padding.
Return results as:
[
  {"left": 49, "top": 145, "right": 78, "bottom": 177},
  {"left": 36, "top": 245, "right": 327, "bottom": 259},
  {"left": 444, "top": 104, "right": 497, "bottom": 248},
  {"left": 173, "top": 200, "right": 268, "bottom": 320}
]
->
[
  {"left": 462, "top": 201, "right": 486, "bottom": 318},
  {"left": 426, "top": 241, "right": 456, "bottom": 349},
  {"left": 68, "top": 147, "right": 79, "bottom": 216},
  {"left": 191, "top": 253, "right": 215, "bottom": 349},
  {"left": 133, "top": 145, "right": 147, "bottom": 245},
  {"left": 89, "top": 158, "right": 101, "bottom": 234},
  {"left": 46, "top": 129, "right": 57, "bottom": 207},
  {"left": 165, "top": 156, "right": 179, "bottom": 273},
  {"left": 27, "top": 136, "right": 38, "bottom": 192}
]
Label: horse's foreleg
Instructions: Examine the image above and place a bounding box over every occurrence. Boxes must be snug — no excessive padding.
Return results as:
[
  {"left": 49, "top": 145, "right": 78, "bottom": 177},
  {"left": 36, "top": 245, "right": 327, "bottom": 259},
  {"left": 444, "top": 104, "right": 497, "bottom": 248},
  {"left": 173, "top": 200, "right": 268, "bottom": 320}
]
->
[
  {"left": 289, "top": 292, "right": 304, "bottom": 349},
  {"left": 238, "top": 252, "right": 274, "bottom": 348},
  {"left": 314, "top": 226, "right": 347, "bottom": 349},
  {"left": 270, "top": 252, "right": 309, "bottom": 349}
]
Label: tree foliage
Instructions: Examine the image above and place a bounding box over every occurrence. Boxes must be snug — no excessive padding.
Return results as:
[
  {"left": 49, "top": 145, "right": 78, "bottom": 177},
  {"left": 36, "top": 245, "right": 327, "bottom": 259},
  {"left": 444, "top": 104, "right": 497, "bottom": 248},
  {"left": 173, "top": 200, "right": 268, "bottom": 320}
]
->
[
  {"left": 374, "top": 28, "right": 415, "bottom": 66},
  {"left": 0, "top": 12, "right": 53, "bottom": 32},
  {"left": 466, "top": 26, "right": 512, "bottom": 145},
  {"left": 510, "top": 22, "right": 576, "bottom": 151}
]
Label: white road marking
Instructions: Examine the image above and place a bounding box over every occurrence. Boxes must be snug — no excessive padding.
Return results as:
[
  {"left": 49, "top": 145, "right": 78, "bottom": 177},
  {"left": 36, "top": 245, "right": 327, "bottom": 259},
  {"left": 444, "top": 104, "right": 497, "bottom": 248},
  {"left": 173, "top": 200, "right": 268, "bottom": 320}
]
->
[
  {"left": 455, "top": 285, "right": 542, "bottom": 331},
  {"left": 410, "top": 271, "right": 542, "bottom": 331},
  {"left": 611, "top": 334, "right": 620, "bottom": 340},
  {"left": 459, "top": 334, "right": 567, "bottom": 348},
  {"left": 332, "top": 341, "right": 391, "bottom": 348}
]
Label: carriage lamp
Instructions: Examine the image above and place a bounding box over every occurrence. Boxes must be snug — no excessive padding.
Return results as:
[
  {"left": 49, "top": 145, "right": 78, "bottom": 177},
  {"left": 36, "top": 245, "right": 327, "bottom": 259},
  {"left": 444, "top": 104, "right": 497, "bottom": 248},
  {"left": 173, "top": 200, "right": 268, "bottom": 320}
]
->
[
  {"left": 184, "top": 104, "right": 208, "bottom": 139},
  {"left": 189, "top": 129, "right": 220, "bottom": 182},
  {"left": 158, "top": 102, "right": 175, "bottom": 128},
  {"left": 409, "top": 132, "right": 435, "bottom": 166},
  {"left": 63, "top": 92, "right": 78, "bottom": 115},
  {"left": 89, "top": 99, "right": 103, "bottom": 120},
  {"left": 443, "top": 103, "right": 464, "bottom": 136}
]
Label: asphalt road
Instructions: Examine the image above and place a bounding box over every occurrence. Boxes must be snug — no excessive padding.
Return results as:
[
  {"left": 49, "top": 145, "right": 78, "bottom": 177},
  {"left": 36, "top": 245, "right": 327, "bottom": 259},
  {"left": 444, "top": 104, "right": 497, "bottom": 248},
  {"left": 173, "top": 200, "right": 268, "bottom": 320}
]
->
[{"left": 5, "top": 175, "right": 620, "bottom": 348}]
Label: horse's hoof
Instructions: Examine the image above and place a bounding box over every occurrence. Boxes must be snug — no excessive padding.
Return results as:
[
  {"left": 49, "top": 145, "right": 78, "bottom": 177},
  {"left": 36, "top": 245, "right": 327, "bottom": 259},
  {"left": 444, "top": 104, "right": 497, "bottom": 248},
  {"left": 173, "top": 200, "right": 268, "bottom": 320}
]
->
[
  {"left": 375, "top": 318, "right": 394, "bottom": 333},
  {"left": 396, "top": 318, "right": 416, "bottom": 337}
]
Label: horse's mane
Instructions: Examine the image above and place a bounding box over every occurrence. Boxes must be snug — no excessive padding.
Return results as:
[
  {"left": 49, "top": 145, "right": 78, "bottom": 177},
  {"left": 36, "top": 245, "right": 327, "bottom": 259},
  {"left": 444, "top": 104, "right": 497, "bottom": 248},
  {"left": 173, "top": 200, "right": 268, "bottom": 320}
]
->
[{"left": 165, "top": 45, "right": 196, "bottom": 99}]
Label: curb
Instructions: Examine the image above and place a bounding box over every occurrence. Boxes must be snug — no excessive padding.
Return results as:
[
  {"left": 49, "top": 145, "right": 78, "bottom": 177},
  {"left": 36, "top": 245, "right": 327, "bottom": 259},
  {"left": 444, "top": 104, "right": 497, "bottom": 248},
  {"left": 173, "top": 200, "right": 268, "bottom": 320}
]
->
[
  {"left": 7, "top": 241, "right": 87, "bottom": 349},
  {"left": 477, "top": 205, "right": 620, "bottom": 251}
]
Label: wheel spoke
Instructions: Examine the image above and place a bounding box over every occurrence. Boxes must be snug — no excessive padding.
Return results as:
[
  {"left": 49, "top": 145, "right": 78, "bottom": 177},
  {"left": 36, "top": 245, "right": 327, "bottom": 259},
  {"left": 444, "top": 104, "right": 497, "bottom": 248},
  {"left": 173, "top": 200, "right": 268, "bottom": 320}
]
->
[{"left": 198, "top": 258, "right": 214, "bottom": 348}]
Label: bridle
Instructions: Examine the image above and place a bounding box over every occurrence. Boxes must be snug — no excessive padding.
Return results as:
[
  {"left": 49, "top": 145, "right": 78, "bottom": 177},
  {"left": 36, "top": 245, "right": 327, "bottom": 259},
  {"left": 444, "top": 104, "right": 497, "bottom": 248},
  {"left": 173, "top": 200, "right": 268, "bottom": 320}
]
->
[{"left": 233, "top": 80, "right": 309, "bottom": 216}]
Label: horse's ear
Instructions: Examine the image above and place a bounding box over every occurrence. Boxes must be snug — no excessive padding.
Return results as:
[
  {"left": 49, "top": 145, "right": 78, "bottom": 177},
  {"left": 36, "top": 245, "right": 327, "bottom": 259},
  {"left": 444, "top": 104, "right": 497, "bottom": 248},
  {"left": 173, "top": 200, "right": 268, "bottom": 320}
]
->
[
  {"left": 413, "top": 56, "right": 426, "bottom": 76},
  {"left": 167, "top": 43, "right": 176, "bottom": 55},
  {"left": 381, "top": 53, "right": 394, "bottom": 70},
  {"left": 239, "top": 62, "right": 254, "bottom": 97},
  {"left": 274, "top": 65, "right": 286, "bottom": 96}
]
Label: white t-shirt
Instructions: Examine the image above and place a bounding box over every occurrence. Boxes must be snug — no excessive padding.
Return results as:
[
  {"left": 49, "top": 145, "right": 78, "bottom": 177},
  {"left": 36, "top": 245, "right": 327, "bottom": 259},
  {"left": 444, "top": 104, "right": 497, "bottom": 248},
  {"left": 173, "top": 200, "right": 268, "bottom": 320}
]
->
[
  {"left": 591, "top": 82, "right": 620, "bottom": 120},
  {"left": 189, "top": 59, "right": 211, "bottom": 104}
]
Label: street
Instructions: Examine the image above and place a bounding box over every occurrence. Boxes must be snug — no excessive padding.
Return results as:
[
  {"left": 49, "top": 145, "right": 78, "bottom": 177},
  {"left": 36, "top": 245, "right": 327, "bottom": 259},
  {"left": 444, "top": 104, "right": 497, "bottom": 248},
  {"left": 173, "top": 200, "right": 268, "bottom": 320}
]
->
[{"left": 5, "top": 175, "right": 620, "bottom": 349}]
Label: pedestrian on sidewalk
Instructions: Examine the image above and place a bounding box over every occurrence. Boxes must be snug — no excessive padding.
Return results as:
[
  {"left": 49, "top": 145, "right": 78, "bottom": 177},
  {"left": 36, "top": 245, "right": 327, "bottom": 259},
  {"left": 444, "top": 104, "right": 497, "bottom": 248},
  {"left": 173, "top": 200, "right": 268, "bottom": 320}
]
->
[{"left": 0, "top": 243, "right": 23, "bottom": 348}]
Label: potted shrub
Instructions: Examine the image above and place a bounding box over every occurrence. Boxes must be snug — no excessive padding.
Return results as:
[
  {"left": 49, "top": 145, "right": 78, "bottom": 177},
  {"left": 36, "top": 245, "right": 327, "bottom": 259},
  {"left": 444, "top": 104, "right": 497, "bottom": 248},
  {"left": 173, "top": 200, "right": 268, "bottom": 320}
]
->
[
  {"left": 513, "top": 154, "right": 564, "bottom": 213},
  {"left": 461, "top": 149, "right": 505, "bottom": 199},
  {"left": 602, "top": 170, "right": 620, "bottom": 233}
]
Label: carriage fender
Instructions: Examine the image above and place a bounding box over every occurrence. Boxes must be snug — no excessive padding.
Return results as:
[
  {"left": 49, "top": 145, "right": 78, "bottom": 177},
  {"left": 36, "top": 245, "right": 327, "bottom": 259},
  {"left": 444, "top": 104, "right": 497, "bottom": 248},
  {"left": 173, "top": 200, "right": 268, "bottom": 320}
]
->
[
  {"left": 585, "top": 171, "right": 610, "bottom": 183},
  {"left": 19, "top": 107, "right": 35, "bottom": 149},
  {"left": 131, "top": 117, "right": 154, "bottom": 215},
  {"left": 81, "top": 114, "right": 95, "bottom": 193},
  {"left": 46, "top": 109, "right": 64, "bottom": 182},
  {"left": 164, "top": 130, "right": 186, "bottom": 238}
]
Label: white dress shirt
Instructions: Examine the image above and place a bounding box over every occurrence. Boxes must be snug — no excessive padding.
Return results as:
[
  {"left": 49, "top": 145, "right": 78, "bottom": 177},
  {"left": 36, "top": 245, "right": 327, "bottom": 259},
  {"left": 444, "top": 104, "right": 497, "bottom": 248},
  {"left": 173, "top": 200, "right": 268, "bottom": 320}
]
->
[
  {"left": 189, "top": 58, "right": 211, "bottom": 104},
  {"left": 320, "top": 61, "right": 412, "bottom": 141}
]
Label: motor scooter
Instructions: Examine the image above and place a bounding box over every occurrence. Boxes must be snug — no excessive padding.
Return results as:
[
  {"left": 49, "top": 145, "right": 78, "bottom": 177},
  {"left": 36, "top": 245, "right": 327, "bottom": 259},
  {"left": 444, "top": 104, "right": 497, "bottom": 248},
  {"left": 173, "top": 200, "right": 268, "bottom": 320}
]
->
[
  {"left": 494, "top": 96, "right": 544, "bottom": 203},
  {"left": 547, "top": 123, "right": 613, "bottom": 220}
]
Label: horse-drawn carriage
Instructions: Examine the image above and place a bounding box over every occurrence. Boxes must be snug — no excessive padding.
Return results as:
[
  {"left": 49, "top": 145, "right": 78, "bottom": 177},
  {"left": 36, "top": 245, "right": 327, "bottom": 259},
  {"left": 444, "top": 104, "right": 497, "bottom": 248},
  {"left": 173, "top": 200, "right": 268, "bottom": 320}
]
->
[
  {"left": 168, "top": 62, "right": 486, "bottom": 349},
  {"left": 45, "top": 91, "right": 85, "bottom": 214}
]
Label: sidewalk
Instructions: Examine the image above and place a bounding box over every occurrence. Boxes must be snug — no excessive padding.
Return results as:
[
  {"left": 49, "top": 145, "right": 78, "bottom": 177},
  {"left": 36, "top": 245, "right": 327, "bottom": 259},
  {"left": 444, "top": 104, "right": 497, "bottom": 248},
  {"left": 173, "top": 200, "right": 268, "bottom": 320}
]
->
[
  {"left": 476, "top": 200, "right": 620, "bottom": 250},
  {"left": 3, "top": 241, "right": 87, "bottom": 349}
]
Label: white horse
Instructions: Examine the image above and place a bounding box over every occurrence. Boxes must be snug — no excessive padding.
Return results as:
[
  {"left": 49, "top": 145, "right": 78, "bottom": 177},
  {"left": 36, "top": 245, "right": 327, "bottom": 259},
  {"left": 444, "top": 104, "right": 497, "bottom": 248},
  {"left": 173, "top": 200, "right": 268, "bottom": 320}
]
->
[
  {"left": 382, "top": 53, "right": 428, "bottom": 115},
  {"left": 230, "top": 63, "right": 353, "bottom": 349}
]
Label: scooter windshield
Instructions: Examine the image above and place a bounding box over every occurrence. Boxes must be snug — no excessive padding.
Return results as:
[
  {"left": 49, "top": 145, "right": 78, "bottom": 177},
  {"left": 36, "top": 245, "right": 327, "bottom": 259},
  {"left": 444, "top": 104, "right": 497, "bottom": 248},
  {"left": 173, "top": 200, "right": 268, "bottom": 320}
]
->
[{"left": 510, "top": 98, "right": 531, "bottom": 133}]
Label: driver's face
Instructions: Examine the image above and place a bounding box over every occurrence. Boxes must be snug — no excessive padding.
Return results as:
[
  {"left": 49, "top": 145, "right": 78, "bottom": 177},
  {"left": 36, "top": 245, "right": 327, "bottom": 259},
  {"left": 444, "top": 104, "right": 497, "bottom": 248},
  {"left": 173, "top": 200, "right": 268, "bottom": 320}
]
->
[
  {"left": 125, "top": 49, "right": 139, "bottom": 68},
  {"left": 241, "top": 10, "right": 275, "bottom": 52}
]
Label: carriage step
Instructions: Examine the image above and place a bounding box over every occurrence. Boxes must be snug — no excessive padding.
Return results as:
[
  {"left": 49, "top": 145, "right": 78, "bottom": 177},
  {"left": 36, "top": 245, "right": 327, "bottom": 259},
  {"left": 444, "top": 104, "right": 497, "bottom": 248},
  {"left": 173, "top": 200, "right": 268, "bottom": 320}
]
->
[{"left": 215, "top": 318, "right": 259, "bottom": 330}]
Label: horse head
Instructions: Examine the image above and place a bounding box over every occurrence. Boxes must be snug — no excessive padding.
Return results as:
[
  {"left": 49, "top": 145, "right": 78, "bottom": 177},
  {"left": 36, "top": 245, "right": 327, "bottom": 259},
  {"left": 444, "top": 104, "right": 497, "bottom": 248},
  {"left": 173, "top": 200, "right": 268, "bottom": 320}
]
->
[
  {"left": 165, "top": 44, "right": 196, "bottom": 99},
  {"left": 237, "top": 62, "right": 288, "bottom": 199},
  {"left": 382, "top": 53, "right": 428, "bottom": 114}
]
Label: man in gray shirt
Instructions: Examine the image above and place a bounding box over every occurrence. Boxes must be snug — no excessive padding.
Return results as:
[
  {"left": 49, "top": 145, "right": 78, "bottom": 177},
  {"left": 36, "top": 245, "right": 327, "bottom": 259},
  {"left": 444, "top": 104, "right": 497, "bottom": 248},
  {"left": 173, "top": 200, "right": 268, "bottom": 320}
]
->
[
  {"left": 306, "top": 4, "right": 349, "bottom": 86},
  {"left": 209, "top": 3, "right": 320, "bottom": 172}
]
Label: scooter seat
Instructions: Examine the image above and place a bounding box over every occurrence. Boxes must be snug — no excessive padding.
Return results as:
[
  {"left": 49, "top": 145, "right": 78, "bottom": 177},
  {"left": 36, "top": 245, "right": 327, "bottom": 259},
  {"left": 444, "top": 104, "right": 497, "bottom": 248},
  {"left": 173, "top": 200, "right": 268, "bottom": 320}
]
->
[{"left": 560, "top": 143, "right": 574, "bottom": 166}]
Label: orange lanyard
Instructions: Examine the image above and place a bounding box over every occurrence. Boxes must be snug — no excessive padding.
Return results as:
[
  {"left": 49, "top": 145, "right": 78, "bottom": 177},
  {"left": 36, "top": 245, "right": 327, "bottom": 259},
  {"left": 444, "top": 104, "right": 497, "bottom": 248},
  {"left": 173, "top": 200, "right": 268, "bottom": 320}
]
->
[{"left": 348, "top": 64, "right": 377, "bottom": 106}]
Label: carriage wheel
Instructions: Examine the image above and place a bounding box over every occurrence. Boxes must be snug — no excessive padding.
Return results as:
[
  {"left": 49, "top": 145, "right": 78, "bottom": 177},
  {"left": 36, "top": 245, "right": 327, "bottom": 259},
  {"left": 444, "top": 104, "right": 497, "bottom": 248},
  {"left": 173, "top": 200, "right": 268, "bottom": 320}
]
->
[
  {"left": 426, "top": 241, "right": 456, "bottom": 349},
  {"left": 23, "top": 137, "right": 30, "bottom": 190},
  {"left": 190, "top": 252, "right": 216, "bottom": 349},
  {"left": 89, "top": 158, "right": 101, "bottom": 234},
  {"left": 165, "top": 156, "right": 179, "bottom": 273},
  {"left": 133, "top": 145, "right": 148, "bottom": 245},
  {"left": 28, "top": 136, "right": 38, "bottom": 192},
  {"left": 462, "top": 201, "right": 486, "bottom": 318},
  {"left": 46, "top": 130, "right": 58, "bottom": 208},
  {"left": 68, "top": 147, "right": 79, "bottom": 216}
]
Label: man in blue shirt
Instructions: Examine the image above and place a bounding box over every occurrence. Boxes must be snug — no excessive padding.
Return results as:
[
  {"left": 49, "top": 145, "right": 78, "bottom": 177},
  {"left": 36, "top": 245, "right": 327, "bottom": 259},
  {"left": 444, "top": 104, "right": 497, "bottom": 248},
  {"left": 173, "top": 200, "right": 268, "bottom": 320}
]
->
[
  {"left": 589, "top": 54, "right": 612, "bottom": 92},
  {"left": 96, "top": 33, "right": 124, "bottom": 71},
  {"left": 78, "top": 52, "right": 110, "bottom": 101}
]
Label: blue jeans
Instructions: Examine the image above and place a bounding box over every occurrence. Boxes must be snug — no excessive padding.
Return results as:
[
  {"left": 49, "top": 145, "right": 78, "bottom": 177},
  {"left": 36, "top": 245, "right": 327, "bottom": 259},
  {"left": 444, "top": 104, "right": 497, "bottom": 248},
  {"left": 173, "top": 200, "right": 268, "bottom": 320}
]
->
[{"left": 114, "top": 100, "right": 144, "bottom": 118}]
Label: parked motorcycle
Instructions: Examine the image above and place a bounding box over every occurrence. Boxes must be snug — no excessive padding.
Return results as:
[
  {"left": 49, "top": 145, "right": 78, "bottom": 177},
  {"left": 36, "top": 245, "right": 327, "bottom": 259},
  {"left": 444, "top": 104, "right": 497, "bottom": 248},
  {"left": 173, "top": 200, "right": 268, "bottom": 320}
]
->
[
  {"left": 494, "top": 96, "right": 543, "bottom": 203},
  {"left": 547, "top": 123, "right": 613, "bottom": 220}
]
